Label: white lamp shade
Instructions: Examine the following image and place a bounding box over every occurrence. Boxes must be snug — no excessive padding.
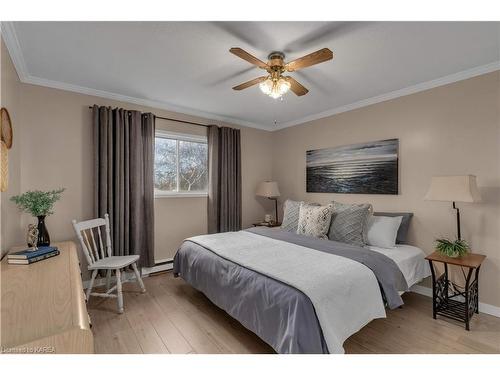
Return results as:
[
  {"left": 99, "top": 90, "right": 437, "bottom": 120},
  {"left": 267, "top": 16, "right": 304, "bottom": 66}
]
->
[
  {"left": 424, "top": 175, "right": 481, "bottom": 203},
  {"left": 256, "top": 181, "right": 280, "bottom": 198}
]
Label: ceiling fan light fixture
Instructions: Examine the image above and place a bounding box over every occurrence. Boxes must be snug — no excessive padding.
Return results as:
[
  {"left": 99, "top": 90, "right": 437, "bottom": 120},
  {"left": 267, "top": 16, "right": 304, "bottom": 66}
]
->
[
  {"left": 259, "top": 77, "right": 291, "bottom": 99},
  {"left": 231, "top": 47, "right": 332, "bottom": 98}
]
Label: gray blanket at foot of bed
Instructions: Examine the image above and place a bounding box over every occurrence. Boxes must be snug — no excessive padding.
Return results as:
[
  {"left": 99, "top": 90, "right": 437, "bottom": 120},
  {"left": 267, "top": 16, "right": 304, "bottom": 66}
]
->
[{"left": 173, "top": 239, "right": 329, "bottom": 353}]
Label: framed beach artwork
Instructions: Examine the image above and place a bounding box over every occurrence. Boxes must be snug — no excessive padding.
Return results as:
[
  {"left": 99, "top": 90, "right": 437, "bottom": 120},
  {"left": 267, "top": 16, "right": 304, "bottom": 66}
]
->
[{"left": 306, "top": 138, "right": 399, "bottom": 194}]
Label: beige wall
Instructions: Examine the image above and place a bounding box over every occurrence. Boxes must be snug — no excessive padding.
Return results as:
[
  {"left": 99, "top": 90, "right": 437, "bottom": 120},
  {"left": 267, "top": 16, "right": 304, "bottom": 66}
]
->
[
  {"left": 272, "top": 71, "right": 500, "bottom": 308},
  {"left": 0, "top": 38, "right": 23, "bottom": 256}
]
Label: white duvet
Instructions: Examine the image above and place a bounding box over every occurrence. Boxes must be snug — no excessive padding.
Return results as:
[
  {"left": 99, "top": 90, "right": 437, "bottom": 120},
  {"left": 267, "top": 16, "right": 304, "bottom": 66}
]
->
[
  {"left": 188, "top": 231, "right": 386, "bottom": 354},
  {"left": 366, "top": 244, "right": 431, "bottom": 289}
]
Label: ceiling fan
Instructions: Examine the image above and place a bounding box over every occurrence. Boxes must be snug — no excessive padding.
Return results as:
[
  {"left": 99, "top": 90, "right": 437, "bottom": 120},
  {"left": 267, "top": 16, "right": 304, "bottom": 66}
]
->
[{"left": 230, "top": 47, "right": 334, "bottom": 99}]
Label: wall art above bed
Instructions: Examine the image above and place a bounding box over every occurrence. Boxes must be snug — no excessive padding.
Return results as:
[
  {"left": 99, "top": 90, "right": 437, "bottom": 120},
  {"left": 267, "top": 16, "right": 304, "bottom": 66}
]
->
[{"left": 306, "top": 138, "right": 399, "bottom": 194}]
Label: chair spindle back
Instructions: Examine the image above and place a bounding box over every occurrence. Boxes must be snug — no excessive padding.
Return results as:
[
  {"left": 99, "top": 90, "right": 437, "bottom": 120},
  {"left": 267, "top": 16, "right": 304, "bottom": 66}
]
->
[{"left": 72, "top": 214, "right": 113, "bottom": 267}]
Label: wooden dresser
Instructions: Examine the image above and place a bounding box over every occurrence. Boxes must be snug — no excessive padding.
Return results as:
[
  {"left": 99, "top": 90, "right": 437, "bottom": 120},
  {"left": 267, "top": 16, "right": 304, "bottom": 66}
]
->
[{"left": 1, "top": 241, "right": 94, "bottom": 353}]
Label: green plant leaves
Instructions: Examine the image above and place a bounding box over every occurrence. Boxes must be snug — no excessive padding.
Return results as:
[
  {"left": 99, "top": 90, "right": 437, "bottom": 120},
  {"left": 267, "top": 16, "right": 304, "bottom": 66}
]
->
[
  {"left": 435, "top": 237, "right": 470, "bottom": 257},
  {"left": 10, "top": 188, "right": 65, "bottom": 217}
]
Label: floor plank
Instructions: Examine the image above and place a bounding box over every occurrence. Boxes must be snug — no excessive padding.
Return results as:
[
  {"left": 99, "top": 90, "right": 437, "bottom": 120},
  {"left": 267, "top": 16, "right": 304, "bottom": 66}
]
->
[{"left": 87, "top": 272, "right": 500, "bottom": 354}]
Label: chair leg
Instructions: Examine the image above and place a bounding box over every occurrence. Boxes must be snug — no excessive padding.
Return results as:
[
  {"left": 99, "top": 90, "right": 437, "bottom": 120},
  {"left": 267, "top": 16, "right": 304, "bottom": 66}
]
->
[
  {"left": 86, "top": 269, "right": 98, "bottom": 301},
  {"left": 106, "top": 269, "right": 111, "bottom": 291},
  {"left": 132, "top": 262, "right": 146, "bottom": 293},
  {"left": 116, "top": 268, "right": 124, "bottom": 314}
]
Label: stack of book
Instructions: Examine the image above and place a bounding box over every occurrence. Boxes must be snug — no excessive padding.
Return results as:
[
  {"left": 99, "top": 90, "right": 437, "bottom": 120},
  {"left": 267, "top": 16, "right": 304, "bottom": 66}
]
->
[{"left": 7, "top": 246, "right": 60, "bottom": 265}]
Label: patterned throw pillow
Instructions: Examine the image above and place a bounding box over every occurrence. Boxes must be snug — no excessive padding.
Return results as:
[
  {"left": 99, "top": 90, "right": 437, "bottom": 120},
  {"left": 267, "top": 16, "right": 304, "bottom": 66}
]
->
[
  {"left": 328, "top": 201, "right": 372, "bottom": 246},
  {"left": 297, "top": 203, "right": 334, "bottom": 239},
  {"left": 281, "top": 200, "right": 304, "bottom": 232}
]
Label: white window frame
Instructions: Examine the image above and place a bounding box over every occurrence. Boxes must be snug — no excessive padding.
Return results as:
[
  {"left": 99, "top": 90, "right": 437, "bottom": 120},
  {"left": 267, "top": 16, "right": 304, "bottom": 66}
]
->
[{"left": 154, "top": 130, "right": 208, "bottom": 198}]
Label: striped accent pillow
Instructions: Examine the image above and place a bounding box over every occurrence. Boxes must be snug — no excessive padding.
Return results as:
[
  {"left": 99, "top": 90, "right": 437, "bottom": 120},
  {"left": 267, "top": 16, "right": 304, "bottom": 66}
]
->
[
  {"left": 328, "top": 201, "right": 372, "bottom": 246},
  {"left": 280, "top": 200, "right": 304, "bottom": 232}
]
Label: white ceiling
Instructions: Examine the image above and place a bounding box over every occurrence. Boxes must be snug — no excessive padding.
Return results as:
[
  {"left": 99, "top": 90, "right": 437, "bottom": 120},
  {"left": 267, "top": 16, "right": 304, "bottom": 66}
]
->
[{"left": 3, "top": 21, "right": 500, "bottom": 130}]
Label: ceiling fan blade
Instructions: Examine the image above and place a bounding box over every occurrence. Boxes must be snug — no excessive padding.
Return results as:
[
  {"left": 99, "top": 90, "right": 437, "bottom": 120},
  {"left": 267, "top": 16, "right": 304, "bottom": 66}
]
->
[
  {"left": 232, "top": 76, "right": 268, "bottom": 91},
  {"left": 285, "top": 48, "right": 334, "bottom": 72},
  {"left": 285, "top": 77, "right": 309, "bottom": 96},
  {"left": 229, "top": 48, "right": 268, "bottom": 69}
]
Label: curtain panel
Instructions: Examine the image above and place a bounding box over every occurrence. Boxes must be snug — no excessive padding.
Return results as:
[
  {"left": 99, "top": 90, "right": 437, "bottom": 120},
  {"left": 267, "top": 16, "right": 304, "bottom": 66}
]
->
[
  {"left": 207, "top": 125, "right": 242, "bottom": 233},
  {"left": 93, "top": 105, "right": 155, "bottom": 267}
]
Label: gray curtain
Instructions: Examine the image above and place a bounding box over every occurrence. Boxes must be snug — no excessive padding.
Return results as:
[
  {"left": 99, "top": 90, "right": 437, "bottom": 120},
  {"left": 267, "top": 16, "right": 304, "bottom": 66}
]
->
[
  {"left": 207, "top": 125, "right": 242, "bottom": 233},
  {"left": 93, "top": 105, "right": 155, "bottom": 267}
]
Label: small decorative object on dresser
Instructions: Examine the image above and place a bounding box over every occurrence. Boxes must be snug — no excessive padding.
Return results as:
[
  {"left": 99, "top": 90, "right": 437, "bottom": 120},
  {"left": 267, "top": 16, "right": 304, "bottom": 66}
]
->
[
  {"left": 426, "top": 251, "right": 486, "bottom": 331},
  {"left": 256, "top": 181, "right": 281, "bottom": 223},
  {"left": 27, "top": 224, "right": 39, "bottom": 249},
  {"left": 10, "top": 188, "right": 65, "bottom": 247}
]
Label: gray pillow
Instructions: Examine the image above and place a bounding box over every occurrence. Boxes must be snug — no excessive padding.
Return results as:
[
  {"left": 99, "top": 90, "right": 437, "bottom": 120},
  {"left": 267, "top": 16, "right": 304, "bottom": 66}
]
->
[
  {"left": 281, "top": 200, "right": 304, "bottom": 232},
  {"left": 373, "top": 212, "right": 413, "bottom": 244},
  {"left": 328, "top": 201, "right": 372, "bottom": 246},
  {"left": 281, "top": 200, "right": 319, "bottom": 232},
  {"left": 297, "top": 203, "right": 334, "bottom": 239}
]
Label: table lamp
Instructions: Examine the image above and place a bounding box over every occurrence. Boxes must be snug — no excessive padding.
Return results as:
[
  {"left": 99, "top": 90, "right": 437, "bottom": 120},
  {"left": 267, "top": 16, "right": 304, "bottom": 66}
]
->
[
  {"left": 256, "top": 181, "right": 281, "bottom": 223},
  {"left": 424, "top": 175, "right": 481, "bottom": 240}
]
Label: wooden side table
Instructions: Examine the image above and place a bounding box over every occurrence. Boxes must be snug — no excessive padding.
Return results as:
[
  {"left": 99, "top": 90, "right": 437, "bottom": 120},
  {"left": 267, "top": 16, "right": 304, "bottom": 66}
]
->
[{"left": 425, "top": 251, "right": 486, "bottom": 330}]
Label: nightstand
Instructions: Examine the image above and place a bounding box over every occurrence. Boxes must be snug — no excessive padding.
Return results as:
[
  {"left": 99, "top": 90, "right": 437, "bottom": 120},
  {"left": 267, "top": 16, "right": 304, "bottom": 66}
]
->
[
  {"left": 252, "top": 222, "right": 282, "bottom": 228},
  {"left": 425, "top": 251, "right": 486, "bottom": 330}
]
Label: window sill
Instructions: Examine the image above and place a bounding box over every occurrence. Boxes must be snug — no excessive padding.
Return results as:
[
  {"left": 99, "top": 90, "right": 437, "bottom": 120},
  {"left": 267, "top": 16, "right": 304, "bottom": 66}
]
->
[{"left": 155, "top": 192, "right": 208, "bottom": 199}]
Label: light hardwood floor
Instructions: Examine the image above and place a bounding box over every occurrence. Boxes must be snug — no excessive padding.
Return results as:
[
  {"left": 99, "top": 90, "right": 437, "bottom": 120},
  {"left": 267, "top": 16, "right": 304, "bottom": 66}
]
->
[{"left": 88, "top": 271, "right": 500, "bottom": 354}]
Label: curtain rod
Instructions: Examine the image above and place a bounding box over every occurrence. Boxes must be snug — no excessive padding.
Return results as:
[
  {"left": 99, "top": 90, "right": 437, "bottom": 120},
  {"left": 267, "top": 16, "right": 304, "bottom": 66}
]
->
[{"left": 88, "top": 106, "right": 209, "bottom": 128}]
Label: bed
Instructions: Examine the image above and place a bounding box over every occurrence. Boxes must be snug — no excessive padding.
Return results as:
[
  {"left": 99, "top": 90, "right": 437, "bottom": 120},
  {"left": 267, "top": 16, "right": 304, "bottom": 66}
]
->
[{"left": 173, "top": 226, "right": 430, "bottom": 354}]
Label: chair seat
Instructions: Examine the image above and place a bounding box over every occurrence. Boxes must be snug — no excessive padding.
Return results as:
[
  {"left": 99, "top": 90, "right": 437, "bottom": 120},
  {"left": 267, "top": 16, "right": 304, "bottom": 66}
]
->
[{"left": 88, "top": 254, "right": 140, "bottom": 270}]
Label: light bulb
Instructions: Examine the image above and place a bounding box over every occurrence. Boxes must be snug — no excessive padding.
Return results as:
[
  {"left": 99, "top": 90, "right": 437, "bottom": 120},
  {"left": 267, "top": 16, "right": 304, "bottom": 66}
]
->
[
  {"left": 277, "top": 78, "right": 291, "bottom": 95},
  {"left": 259, "top": 78, "right": 273, "bottom": 95},
  {"left": 259, "top": 77, "right": 291, "bottom": 99}
]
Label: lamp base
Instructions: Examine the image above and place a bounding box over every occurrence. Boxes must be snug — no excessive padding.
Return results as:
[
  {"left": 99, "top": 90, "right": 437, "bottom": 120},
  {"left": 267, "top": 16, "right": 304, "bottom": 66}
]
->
[{"left": 268, "top": 197, "right": 278, "bottom": 223}]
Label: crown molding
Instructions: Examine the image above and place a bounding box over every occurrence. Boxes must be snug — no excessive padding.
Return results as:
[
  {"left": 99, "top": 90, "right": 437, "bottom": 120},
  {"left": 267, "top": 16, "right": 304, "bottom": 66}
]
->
[
  {"left": 273, "top": 60, "right": 500, "bottom": 130},
  {"left": 22, "top": 75, "right": 270, "bottom": 130},
  {"left": 1, "top": 21, "right": 30, "bottom": 82},
  {"left": 3, "top": 21, "right": 499, "bottom": 132}
]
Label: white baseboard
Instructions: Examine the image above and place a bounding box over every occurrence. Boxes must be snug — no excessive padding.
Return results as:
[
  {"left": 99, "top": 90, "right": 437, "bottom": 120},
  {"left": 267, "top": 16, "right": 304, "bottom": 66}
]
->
[{"left": 410, "top": 285, "right": 500, "bottom": 318}]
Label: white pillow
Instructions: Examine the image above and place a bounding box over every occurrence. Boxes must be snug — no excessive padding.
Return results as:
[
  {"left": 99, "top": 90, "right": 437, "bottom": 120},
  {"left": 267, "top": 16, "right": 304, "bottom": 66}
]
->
[{"left": 365, "top": 215, "right": 403, "bottom": 248}]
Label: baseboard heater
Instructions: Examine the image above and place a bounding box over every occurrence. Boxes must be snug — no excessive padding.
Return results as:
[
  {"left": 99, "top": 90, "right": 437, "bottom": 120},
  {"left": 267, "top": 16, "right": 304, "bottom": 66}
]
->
[{"left": 142, "top": 258, "right": 174, "bottom": 276}]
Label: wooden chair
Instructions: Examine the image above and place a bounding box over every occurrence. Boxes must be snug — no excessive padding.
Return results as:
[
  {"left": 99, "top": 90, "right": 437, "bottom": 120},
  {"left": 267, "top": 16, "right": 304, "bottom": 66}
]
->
[{"left": 72, "top": 214, "right": 146, "bottom": 313}]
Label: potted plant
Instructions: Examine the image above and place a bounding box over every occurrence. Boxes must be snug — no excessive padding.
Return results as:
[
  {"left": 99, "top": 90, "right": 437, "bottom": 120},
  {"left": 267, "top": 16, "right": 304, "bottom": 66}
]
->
[
  {"left": 435, "top": 238, "right": 470, "bottom": 258},
  {"left": 10, "top": 188, "right": 65, "bottom": 247}
]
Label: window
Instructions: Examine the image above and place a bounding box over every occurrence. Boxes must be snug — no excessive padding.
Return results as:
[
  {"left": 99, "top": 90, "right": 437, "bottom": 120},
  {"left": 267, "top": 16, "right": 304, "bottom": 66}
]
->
[{"left": 154, "top": 131, "right": 208, "bottom": 197}]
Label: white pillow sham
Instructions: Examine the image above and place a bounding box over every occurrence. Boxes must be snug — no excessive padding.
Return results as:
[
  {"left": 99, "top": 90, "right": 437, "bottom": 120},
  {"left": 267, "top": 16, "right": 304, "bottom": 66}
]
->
[{"left": 365, "top": 215, "right": 403, "bottom": 249}]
